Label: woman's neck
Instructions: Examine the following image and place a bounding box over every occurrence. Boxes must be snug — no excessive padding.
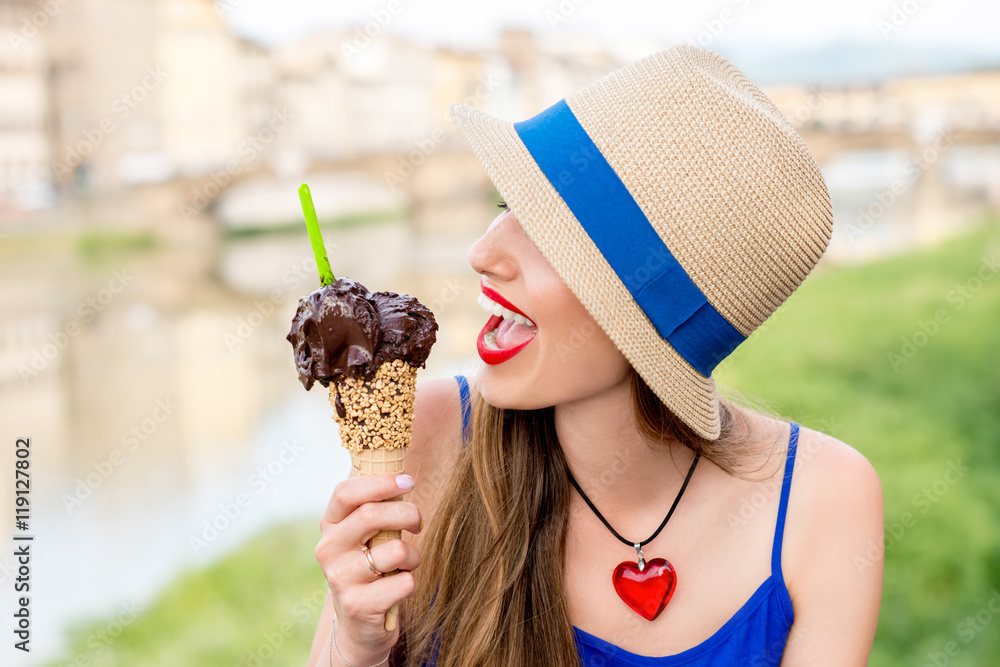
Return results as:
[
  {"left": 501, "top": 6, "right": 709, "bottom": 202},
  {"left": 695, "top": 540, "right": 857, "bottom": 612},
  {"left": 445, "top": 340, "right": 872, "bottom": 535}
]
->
[{"left": 553, "top": 379, "right": 701, "bottom": 539}]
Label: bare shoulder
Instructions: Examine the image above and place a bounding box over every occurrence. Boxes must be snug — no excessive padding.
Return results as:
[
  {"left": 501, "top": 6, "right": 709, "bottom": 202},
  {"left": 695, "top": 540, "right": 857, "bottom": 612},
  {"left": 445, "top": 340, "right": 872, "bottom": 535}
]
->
[
  {"left": 403, "top": 375, "right": 468, "bottom": 538},
  {"left": 780, "top": 423, "right": 884, "bottom": 662},
  {"left": 409, "top": 375, "right": 466, "bottom": 477},
  {"left": 739, "top": 417, "right": 881, "bottom": 502},
  {"left": 788, "top": 424, "right": 883, "bottom": 534}
]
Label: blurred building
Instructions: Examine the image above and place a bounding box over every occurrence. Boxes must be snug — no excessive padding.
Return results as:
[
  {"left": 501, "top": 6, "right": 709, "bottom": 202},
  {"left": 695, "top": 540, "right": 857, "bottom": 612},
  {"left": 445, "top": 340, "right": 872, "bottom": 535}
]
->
[
  {"left": 765, "top": 70, "right": 1000, "bottom": 137},
  {"left": 43, "top": 0, "right": 247, "bottom": 194},
  {"left": 0, "top": 0, "right": 53, "bottom": 211},
  {"left": 0, "top": 1, "right": 998, "bottom": 258},
  {"left": 270, "top": 30, "right": 438, "bottom": 162}
]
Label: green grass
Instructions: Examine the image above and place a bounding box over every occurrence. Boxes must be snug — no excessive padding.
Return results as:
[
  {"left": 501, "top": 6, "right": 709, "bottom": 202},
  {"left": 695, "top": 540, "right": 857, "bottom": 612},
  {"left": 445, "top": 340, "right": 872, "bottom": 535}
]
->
[
  {"left": 715, "top": 217, "right": 1000, "bottom": 666},
  {"left": 76, "top": 230, "right": 160, "bottom": 260},
  {"left": 43, "top": 522, "right": 325, "bottom": 667},
  {"left": 222, "top": 207, "right": 406, "bottom": 239},
  {"left": 45, "top": 218, "right": 1000, "bottom": 665}
]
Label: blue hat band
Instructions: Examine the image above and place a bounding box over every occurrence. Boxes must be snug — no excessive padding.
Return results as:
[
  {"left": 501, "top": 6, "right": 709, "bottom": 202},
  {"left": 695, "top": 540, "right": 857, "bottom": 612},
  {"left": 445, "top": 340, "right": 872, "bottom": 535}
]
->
[{"left": 512, "top": 99, "right": 746, "bottom": 376}]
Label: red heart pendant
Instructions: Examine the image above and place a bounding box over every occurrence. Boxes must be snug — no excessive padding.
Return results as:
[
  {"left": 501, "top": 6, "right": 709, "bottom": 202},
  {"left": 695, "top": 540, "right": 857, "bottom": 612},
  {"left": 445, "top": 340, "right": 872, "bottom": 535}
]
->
[{"left": 612, "top": 558, "right": 677, "bottom": 621}]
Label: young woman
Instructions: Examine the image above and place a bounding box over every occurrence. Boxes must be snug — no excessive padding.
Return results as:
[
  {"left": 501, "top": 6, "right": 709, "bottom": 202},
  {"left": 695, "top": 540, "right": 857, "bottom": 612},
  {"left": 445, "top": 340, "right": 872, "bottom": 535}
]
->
[{"left": 308, "top": 46, "right": 884, "bottom": 666}]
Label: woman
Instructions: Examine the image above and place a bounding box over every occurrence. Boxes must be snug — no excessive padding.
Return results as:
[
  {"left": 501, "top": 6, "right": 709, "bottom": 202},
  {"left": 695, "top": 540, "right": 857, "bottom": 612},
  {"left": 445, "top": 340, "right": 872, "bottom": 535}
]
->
[{"left": 309, "top": 46, "right": 884, "bottom": 666}]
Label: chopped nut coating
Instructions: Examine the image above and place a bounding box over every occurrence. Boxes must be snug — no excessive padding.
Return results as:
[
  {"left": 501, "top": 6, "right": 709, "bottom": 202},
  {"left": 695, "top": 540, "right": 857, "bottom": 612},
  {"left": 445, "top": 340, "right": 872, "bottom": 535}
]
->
[{"left": 329, "top": 358, "right": 418, "bottom": 454}]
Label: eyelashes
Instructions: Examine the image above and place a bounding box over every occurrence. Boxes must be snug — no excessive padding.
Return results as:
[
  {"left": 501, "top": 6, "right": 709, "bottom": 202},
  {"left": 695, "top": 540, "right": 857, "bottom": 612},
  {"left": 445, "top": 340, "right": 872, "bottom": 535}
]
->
[{"left": 497, "top": 200, "right": 508, "bottom": 210}]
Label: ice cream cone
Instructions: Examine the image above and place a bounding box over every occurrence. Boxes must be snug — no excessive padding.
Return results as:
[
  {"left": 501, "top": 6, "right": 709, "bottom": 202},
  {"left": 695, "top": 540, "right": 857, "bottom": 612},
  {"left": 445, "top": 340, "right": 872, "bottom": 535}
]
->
[
  {"left": 350, "top": 447, "right": 406, "bottom": 630},
  {"left": 331, "top": 358, "right": 418, "bottom": 632}
]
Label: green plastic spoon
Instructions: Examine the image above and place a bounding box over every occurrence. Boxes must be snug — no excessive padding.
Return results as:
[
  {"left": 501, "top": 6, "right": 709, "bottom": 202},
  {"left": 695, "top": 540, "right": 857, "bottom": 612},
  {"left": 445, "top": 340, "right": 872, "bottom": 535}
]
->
[{"left": 298, "top": 182, "right": 336, "bottom": 286}]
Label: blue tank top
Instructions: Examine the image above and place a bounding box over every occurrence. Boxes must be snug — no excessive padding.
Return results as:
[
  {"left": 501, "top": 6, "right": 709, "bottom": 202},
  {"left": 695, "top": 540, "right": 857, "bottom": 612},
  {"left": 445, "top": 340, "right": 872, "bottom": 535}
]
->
[{"left": 451, "top": 375, "right": 799, "bottom": 666}]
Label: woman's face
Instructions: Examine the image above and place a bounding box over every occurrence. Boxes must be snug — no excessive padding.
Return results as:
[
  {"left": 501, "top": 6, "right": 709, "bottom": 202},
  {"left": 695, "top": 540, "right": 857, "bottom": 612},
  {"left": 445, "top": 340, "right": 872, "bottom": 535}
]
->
[{"left": 467, "top": 205, "right": 629, "bottom": 409}]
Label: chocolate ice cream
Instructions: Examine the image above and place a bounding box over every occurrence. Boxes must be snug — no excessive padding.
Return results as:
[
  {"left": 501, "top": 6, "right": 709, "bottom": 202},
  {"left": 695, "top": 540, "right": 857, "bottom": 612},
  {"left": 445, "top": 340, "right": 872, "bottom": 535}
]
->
[{"left": 286, "top": 277, "right": 438, "bottom": 391}]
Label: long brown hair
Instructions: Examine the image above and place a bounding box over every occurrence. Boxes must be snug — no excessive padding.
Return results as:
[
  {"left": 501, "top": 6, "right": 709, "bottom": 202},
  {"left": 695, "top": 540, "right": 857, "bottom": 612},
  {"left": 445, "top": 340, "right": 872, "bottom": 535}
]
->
[{"left": 399, "top": 366, "right": 783, "bottom": 666}]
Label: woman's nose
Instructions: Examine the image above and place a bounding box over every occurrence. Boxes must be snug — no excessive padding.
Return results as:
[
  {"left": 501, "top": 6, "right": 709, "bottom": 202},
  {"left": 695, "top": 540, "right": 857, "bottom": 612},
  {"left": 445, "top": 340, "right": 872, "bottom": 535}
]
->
[{"left": 467, "top": 212, "right": 518, "bottom": 281}]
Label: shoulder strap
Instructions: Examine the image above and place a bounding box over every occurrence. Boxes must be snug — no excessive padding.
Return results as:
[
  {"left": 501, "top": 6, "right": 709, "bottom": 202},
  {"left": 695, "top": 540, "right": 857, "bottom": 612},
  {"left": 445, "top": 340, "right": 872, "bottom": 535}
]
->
[
  {"left": 454, "top": 375, "right": 471, "bottom": 447},
  {"left": 771, "top": 422, "right": 800, "bottom": 579}
]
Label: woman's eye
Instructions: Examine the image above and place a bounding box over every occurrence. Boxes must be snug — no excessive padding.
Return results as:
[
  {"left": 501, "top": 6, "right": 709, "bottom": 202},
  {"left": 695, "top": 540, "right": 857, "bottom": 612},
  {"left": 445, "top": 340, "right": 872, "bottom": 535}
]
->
[{"left": 497, "top": 200, "right": 508, "bottom": 210}]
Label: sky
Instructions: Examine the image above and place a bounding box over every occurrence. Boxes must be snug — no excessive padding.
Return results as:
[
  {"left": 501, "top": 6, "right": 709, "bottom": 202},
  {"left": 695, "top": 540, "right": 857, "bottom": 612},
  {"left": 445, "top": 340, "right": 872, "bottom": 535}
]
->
[{"left": 221, "top": 0, "right": 1000, "bottom": 56}]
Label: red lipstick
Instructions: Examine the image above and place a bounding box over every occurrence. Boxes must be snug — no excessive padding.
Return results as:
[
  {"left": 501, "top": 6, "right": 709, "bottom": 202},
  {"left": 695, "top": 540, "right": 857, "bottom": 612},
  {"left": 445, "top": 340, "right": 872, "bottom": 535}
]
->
[
  {"left": 480, "top": 282, "right": 533, "bottom": 322},
  {"left": 476, "top": 282, "right": 537, "bottom": 365}
]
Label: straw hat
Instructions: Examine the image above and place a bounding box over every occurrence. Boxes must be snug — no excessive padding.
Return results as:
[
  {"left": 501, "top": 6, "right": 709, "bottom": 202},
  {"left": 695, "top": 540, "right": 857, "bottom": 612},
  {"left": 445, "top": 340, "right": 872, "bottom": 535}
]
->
[{"left": 449, "top": 45, "right": 832, "bottom": 440}]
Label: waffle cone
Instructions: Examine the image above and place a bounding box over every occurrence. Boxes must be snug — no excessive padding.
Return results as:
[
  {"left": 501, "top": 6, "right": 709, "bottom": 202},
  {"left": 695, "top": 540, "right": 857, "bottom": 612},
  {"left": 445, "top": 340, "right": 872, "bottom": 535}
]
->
[
  {"left": 331, "top": 358, "right": 418, "bottom": 632},
  {"left": 350, "top": 447, "right": 406, "bottom": 631}
]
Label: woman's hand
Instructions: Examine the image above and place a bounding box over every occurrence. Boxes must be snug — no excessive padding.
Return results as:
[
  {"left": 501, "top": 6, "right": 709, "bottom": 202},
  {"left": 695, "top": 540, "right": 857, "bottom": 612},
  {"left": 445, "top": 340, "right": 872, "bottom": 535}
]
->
[{"left": 315, "top": 472, "right": 423, "bottom": 664}]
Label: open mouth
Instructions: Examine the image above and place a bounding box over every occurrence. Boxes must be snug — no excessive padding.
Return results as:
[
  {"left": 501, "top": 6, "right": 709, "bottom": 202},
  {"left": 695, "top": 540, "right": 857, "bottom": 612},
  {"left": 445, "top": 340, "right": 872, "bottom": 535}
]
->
[{"left": 476, "top": 287, "right": 538, "bottom": 364}]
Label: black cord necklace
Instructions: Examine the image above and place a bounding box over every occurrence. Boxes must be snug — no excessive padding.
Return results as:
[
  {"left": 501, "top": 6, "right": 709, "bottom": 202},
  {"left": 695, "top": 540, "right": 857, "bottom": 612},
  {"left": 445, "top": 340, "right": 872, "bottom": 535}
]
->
[{"left": 566, "top": 451, "right": 700, "bottom": 621}]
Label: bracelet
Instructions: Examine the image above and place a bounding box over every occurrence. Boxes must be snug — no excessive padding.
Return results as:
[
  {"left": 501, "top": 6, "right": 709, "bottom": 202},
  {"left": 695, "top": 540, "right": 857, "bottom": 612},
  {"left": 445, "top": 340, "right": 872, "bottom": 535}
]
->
[{"left": 330, "top": 613, "right": 391, "bottom": 667}]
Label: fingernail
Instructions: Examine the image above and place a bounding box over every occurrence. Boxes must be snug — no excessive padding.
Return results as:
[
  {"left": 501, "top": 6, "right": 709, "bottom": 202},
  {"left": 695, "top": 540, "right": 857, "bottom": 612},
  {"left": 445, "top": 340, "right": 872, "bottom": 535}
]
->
[{"left": 396, "top": 474, "right": 415, "bottom": 490}]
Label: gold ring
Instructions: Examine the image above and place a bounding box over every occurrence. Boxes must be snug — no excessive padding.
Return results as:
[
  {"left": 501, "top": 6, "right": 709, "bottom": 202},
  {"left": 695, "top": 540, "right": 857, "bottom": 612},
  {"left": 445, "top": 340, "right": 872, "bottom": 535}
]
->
[{"left": 361, "top": 544, "right": 383, "bottom": 577}]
